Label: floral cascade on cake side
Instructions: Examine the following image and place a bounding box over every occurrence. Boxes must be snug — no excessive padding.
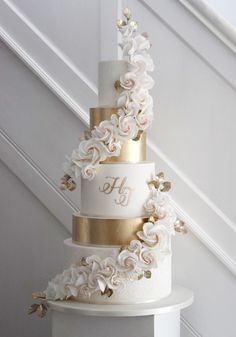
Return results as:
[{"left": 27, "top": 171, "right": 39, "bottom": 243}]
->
[
  {"left": 29, "top": 8, "right": 187, "bottom": 318},
  {"left": 61, "top": 8, "right": 154, "bottom": 185}
]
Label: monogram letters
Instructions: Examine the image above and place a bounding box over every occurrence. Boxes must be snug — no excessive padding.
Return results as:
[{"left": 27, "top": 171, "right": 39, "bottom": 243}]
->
[{"left": 99, "top": 176, "right": 133, "bottom": 207}]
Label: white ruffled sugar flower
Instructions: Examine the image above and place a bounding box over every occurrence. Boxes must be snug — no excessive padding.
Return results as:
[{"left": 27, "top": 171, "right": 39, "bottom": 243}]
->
[
  {"left": 135, "top": 108, "right": 153, "bottom": 131},
  {"left": 137, "top": 222, "right": 160, "bottom": 246},
  {"left": 137, "top": 221, "right": 171, "bottom": 254},
  {"left": 139, "top": 247, "right": 157, "bottom": 269},
  {"left": 117, "top": 249, "right": 140, "bottom": 272},
  {"left": 44, "top": 265, "right": 90, "bottom": 300},
  {"left": 129, "top": 53, "right": 154, "bottom": 75},
  {"left": 81, "top": 164, "right": 97, "bottom": 180},
  {"left": 118, "top": 20, "right": 138, "bottom": 37},
  {"left": 127, "top": 239, "right": 143, "bottom": 253},
  {"left": 91, "top": 117, "right": 118, "bottom": 145},
  {"left": 139, "top": 74, "right": 155, "bottom": 90},
  {"left": 130, "top": 89, "right": 153, "bottom": 110},
  {"left": 144, "top": 189, "right": 170, "bottom": 217},
  {"left": 117, "top": 115, "right": 139, "bottom": 140},
  {"left": 120, "top": 35, "right": 151, "bottom": 56},
  {"left": 120, "top": 71, "right": 139, "bottom": 90},
  {"left": 117, "top": 90, "right": 131, "bottom": 108}
]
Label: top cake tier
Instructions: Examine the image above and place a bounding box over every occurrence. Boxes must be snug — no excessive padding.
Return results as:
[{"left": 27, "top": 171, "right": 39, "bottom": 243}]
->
[
  {"left": 98, "top": 60, "right": 127, "bottom": 107},
  {"left": 91, "top": 60, "right": 146, "bottom": 163}
]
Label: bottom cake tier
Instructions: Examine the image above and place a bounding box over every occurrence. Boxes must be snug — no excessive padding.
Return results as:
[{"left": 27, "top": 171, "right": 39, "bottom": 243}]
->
[{"left": 64, "top": 239, "right": 172, "bottom": 304}]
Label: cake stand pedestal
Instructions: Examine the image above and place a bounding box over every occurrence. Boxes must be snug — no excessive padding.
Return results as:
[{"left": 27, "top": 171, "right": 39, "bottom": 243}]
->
[{"left": 49, "top": 285, "right": 193, "bottom": 337}]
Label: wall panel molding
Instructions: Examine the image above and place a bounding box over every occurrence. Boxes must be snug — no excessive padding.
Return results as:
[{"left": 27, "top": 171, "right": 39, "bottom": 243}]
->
[
  {"left": 148, "top": 139, "right": 236, "bottom": 275},
  {"left": 0, "top": 0, "right": 95, "bottom": 125},
  {"left": 0, "top": 0, "right": 235, "bottom": 277},
  {"left": 178, "top": 0, "right": 236, "bottom": 54},
  {"left": 140, "top": 0, "right": 236, "bottom": 91},
  {"left": 0, "top": 127, "right": 78, "bottom": 232},
  {"left": 181, "top": 315, "right": 202, "bottom": 337}
]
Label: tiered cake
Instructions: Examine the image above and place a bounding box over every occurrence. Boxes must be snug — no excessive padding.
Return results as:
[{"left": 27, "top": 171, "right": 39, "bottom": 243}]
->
[{"left": 29, "top": 8, "right": 186, "bottom": 317}]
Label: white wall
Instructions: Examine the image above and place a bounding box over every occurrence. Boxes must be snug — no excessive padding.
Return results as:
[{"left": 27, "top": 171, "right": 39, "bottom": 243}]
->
[
  {"left": 173, "top": 232, "right": 236, "bottom": 337},
  {"left": 205, "top": 0, "right": 236, "bottom": 27},
  {"left": 0, "top": 1, "right": 236, "bottom": 337},
  {"left": 0, "top": 159, "right": 68, "bottom": 337}
]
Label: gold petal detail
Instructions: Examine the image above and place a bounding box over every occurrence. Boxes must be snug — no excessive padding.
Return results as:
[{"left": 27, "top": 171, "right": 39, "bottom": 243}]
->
[
  {"left": 60, "top": 174, "right": 76, "bottom": 192},
  {"left": 144, "top": 270, "right": 152, "bottom": 279},
  {"left": 148, "top": 172, "right": 172, "bottom": 192},
  {"left": 148, "top": 215, "right": 158, "bottom": 223},
  {"left": 28, "top": 302, "right": 48, "bottom": 318},
  {"left": 157, "top": 172, "right": 164, "bottom": 180},
  {"left": 79, "top": 256, "right": 88, "bottom": 266},
  {"left": 174, "top": 219, "right": 187, "bottom": 234},
  {"left": 133, "top": 130, "right": 143, "bottom": 141},
  {"left": 160, "top": 181, "right": 171, "bottom": 192},
  {"left": 101, "top": 287, "right": 113, "bottom": 298},
  {"left": 84, "top": 130, "right": 91, "bottom": 140},
  {"left": 114, "top": 80, "right": 122, "bottom": 91},
  {"left": 138, "top": 274, "right": 143, "bottom": 280},
  {"left": 117, "top": 19, "right": 126, "bottom": 28},
  {"left": 32, "top": 292, "right": 46, "bottom": 300}
]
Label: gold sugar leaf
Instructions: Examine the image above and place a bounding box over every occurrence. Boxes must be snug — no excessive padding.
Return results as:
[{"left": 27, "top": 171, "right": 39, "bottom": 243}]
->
[
  {"left": 144, "top": 270, "right": 152, "bottom": 279},
  {"left": 133, "top": 130, "right": 143, "bottom": 141},
  {"left": 149, "top": 180, "right": 160, "bottom": 190},
  {"left": 80, "top": 256, "right": 88, "bottom": 266},
  {"left": 60, "top": 174, "right": 76, "bottom": 192},
  {"left": 156, "top": 172, "right": 164, "bottom": 180},
  {"left": 141, "top": 32, "right": 149, "bottom": 38},
  {"left": 160, "top": 181, "right": 171, "bottom": 192},
  {"left": 138, "top": 274, "right": 143, "bottom": 280},
  {"left": 101, "top": 287, "right": 113, "bottom": 298},
  {"left": 32, "top": 292, "right": 46, "bottom": 300},
  {"left": 67, "top": 179, "right": 76, "bottom": 192},
  {"left": 174, "top": 219, "right": 187, "bottom": 234},
  {"left": 119, "top": 245, "right": 128, "bottom": 253},
  {"left": 114, "top": 80, "right": 122, "bottom": 91},
  {"left": 148, "top": 215, "right": 157, "bottom": 223},
  {"left": 84, "top": 130, "right": 91, "bottom": 140},
  {"left": 36, "top": 303, "right": 48, "bottom": 318},
  {"left": 28, "top": 302, "right": 48, "bottom": 318},
  {"left": 117, "top": 19, "right": 126, "bottom": 28},
  {"left": 28, "top": 303, "right": 38, "bottom": 315}
]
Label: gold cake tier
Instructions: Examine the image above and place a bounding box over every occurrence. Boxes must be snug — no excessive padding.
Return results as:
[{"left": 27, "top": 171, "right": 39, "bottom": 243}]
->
[
  {"left": 90, "top": 107, "right": 146, "bottom": 162},
  {"left": 72, "top": 214, "right": 148, "bottom": 246}
]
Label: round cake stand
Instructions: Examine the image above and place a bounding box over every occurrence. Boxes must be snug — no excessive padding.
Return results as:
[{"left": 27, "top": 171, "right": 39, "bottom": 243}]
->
[{"left": 49, "top": 285, "right": 194, "bottom": 337}]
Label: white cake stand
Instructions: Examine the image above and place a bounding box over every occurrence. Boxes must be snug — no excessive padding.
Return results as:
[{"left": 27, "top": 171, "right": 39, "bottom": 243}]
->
[{"left": 49, "top": 285, "right": 193, "bottom": 337}]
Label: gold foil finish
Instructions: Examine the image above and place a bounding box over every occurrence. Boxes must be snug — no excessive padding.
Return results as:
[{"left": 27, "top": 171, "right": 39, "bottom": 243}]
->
[
  {"left": 72, "top": 214, "right": 148, "bottom": 246},
  {"left": 90, "top": 107, "right": 118, "bottom": 128},
  {"left": 90, "top": 107, "right": 146, "bottom": 162}
]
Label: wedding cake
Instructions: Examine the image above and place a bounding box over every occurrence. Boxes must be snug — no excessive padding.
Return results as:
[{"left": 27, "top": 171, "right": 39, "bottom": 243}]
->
[{"left": 29, "top": 8, "right": 186, "bottom": 317}]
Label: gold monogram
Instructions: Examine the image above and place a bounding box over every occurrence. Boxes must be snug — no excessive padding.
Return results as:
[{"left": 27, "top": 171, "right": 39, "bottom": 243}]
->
[{"left": 99, "top": 176, "right": 133, "bottom": 207}]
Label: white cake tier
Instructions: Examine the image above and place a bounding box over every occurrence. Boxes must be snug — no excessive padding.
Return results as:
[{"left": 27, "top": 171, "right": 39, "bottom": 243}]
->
[
  {"left": 81, "top": 162, "right": 155, "bottom": 218},
  {"left": 64, "top": 239, "right": 172, "bottom": 304},
  {"left": 98, "top": 60, "right": 128, "bottom": 106}
]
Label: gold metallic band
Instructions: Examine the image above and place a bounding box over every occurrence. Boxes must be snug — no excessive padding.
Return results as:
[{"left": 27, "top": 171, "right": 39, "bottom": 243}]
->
[
  {"left": 90, "top": 107, "right": 146, "bottom": 162},
  {"left": 72, "top": 214, "right": 147, "bottom": 246},
  {"left": 90, "top": 107, "right": 118, "bottom": 129}
]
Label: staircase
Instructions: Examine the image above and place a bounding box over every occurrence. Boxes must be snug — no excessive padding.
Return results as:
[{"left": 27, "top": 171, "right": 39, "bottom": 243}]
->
[{"left": 0, "top": 1, "right": 236, "bottom": 336}]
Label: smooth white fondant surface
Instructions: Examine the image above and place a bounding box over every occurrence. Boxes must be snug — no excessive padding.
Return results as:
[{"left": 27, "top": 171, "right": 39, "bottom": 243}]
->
[
  {"left": 63, "top": 239, "right": 172, "bottom": 304},
  {"left": 81, "top": 162, "right": 155, "bottom": 218},
  {"left": 49, "top": 285, "right": 193, "bottom": 316},
  {"left": 98, "top": 60, "right": 128, "bottom": 106}
]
